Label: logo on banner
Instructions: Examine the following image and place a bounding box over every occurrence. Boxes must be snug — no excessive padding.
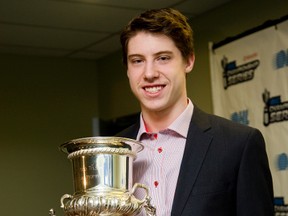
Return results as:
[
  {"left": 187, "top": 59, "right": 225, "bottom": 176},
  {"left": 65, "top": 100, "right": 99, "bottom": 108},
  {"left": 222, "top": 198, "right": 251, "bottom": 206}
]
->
[
  {"left": 230, "top": 109, "right": 250, "bottom": 125},
  {"left": 221, "top": 56, "right": 260, "bottom": 89},
  {"left": 262, "top": 89, "right": 288, "bottom": 126},
  {"left": 274, "top": 49, "right": 288, "bottom": 69},
  {"left": 274, "top": 197, "right": 288, "bottom": 214},
  {"left": 277, "top": 153, "right": 288, "bottom": 171}
]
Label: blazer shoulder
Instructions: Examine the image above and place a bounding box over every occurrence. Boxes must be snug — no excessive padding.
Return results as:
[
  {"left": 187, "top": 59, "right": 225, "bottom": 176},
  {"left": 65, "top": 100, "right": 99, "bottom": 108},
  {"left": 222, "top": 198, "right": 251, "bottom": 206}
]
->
[{"left": 193, "top": 106, "right": 261, "bottom": 137}]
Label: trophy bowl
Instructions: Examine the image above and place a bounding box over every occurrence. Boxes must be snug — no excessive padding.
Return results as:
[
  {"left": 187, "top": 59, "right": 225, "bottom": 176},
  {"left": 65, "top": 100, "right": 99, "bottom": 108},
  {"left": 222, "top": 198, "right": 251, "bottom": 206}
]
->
[{"left": 58, "top": 136, "right": 156, "bottom": 216}]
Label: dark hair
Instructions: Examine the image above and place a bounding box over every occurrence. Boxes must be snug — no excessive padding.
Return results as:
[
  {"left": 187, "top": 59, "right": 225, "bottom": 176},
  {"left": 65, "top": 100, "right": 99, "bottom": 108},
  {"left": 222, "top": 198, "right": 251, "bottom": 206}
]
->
[{"left": 120, "top": 8, "right": 194, "bottom": 66}]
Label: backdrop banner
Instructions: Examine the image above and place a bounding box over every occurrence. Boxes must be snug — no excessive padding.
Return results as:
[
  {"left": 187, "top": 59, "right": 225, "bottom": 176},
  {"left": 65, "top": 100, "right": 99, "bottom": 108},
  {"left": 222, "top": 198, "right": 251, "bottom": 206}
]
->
[{"left": 209, "top": 17, "right": 288, "bottom": 215}]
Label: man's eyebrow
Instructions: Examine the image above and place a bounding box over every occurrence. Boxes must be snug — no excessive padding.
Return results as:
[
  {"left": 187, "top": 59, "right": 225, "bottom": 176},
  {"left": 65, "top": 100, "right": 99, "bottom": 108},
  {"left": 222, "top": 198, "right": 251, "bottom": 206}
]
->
[
  {"left": 128, "top": 54, "right": 143, "bottom": 59},
  {"left": 128, "top": 51, "right": 173, "bottom": 59},
  {"left": 154, "top": 51, "right": 173, "bottom": 56}
]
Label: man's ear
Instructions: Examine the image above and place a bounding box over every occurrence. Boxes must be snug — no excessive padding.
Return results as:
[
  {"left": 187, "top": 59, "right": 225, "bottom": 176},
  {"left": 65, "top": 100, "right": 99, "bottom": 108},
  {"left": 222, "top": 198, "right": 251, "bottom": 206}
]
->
[
  {"left": 127, "top": 69, "right": 130, "bottom": 78},
  {"left": 185, "top": 54, "right": 195, "bottom": 74}
]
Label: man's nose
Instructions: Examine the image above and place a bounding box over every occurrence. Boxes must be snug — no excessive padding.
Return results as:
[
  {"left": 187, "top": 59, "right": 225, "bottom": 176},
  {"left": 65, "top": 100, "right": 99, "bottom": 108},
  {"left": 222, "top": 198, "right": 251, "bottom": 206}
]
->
[{"left": 144, "top": 62, "right": 159, "bottom": 80}]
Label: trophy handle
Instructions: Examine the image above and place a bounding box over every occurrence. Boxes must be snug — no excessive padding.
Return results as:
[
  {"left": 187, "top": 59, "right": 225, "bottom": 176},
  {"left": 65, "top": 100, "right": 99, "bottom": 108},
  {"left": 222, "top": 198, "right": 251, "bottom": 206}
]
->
[
  {"left": 130, "top": 183, "right": 157, "bottom": 216},
  {"left": 130, "top": 183, "right": 149, "bottom": 203},
  {"left": 60, "top": 194, "right": 73, "bottom": 208}
]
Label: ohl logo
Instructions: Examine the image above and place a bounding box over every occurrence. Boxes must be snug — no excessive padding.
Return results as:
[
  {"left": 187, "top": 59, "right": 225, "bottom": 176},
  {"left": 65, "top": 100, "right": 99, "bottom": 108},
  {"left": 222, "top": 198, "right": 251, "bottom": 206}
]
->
[
  {"left": 277, "top": 153, "right": 288, "bottom": 171},
  {"left": 230, "top": 109, "right": 250, "bottom": 125},
  {"left": 274, "top": 49, "right": 288, "bottom": 69},
  {"left": 221, "top": 56, "right": 260, "bottom": 89},
  {"left": 262, "top": 89, "right": 288, "bottom": 126}
]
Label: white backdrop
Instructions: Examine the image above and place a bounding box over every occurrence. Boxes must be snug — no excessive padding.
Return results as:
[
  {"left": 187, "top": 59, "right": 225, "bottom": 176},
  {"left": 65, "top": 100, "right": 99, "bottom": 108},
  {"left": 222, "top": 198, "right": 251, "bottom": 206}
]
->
[{"left": 209, "top": 17, "right": 288, "bottom": 214}]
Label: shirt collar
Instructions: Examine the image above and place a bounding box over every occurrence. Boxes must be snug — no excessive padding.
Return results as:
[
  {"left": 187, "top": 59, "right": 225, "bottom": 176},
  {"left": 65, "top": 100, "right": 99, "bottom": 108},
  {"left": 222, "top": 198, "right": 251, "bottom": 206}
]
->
[{"left": 136, "top": 99, "right": 194, "bottom": 140}]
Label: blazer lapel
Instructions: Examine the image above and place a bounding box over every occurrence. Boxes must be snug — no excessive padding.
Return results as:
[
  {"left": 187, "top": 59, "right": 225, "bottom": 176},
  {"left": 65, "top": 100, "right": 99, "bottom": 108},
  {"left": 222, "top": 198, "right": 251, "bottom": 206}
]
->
[
  {"left": 116, "top": 118, "right": 140, "bottom": 139},
  {"left": 171, "top": 107, "right": 213, "bottom": 216}
]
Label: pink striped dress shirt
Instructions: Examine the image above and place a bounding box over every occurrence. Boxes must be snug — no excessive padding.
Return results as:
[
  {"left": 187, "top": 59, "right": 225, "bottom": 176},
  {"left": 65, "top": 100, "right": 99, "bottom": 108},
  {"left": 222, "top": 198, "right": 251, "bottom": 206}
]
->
[{"left": 133, "top": 99, "right": 194, "bottom": 216}]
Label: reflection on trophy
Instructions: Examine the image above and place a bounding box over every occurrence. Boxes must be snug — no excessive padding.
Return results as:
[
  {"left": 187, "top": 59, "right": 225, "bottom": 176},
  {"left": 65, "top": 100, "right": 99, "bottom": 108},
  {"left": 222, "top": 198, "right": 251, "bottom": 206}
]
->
[{"left": 50, "top": 136, "right": 156, "bottom": 216}]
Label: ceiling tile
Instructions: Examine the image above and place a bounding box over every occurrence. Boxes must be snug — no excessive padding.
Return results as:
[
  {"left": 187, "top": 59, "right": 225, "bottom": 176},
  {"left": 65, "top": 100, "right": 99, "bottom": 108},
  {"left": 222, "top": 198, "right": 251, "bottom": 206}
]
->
[
  {"left": 87, "top": 34, "right": 121, "bottom": 52},
  {"left": 0, "top": 44, "right": 70, "bottom": 57},
  {"left": 175, "top": 0, "right": 231, "bottom": 15},
  {"left": 68, "top": 50, "right": 108, "bottom": 59},
  {"left": 0, "top": 23, "right": 108, "bottom": 49},
  {"left": 52, "top": 0, "right": 183, "bottom": 9},
  {"left": 0, "top": 0, "right": 143, "bottom": 32}
]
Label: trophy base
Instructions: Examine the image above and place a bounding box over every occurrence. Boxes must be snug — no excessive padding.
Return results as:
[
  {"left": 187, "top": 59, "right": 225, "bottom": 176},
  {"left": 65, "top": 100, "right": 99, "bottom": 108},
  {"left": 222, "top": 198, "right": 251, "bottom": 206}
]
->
[{"left": 61, "top": 192, "right": 143, "bottom": 216}]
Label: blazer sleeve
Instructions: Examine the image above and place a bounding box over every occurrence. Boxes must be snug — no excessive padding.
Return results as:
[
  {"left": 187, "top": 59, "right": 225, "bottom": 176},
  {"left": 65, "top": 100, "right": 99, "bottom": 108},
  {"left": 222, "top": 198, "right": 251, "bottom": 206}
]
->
[{"left": 236, "top": 128, "right": 274, "bottom": 215}]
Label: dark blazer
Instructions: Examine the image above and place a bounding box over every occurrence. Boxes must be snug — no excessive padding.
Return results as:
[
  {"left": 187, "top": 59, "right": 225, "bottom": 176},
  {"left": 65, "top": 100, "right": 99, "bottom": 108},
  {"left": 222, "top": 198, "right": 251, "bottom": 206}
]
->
[{"left": 117, "top": 106, "right": 274, "bottom": 216}]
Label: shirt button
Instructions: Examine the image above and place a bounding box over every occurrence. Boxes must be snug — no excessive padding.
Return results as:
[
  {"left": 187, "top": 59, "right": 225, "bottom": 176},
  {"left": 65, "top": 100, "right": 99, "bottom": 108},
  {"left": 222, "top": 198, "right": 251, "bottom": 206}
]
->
[
  {"left": 154, "top": 181, "right": 159, "bottom": 188},
  {"left": 153, "top": 134, "right": 158, "bottom": 140},
  {"left": 157, "top": 147, "right": 163, "bottom": 153}
]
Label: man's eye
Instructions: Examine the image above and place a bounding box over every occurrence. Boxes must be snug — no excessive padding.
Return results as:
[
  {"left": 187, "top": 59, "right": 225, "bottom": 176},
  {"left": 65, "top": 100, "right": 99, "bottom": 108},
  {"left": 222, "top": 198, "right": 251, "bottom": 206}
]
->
[
  {"left": 131, "top": 59, "right": 143, "bottom": 64},
  {"left": 158, "top": 56, "right": 170, "bottom": 61}
]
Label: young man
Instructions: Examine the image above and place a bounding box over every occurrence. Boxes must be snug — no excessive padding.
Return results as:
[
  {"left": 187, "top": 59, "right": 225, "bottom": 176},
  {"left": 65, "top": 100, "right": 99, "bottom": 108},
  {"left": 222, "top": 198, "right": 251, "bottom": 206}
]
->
[{"left": 118, "top": 8, "right": 274, "bottom": 216}]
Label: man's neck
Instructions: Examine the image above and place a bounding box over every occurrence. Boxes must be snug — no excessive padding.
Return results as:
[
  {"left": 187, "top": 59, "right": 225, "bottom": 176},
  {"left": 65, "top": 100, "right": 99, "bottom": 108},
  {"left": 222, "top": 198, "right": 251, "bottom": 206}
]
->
[{"left": 141, "top": 100, "right": 188, "bottom": 132}]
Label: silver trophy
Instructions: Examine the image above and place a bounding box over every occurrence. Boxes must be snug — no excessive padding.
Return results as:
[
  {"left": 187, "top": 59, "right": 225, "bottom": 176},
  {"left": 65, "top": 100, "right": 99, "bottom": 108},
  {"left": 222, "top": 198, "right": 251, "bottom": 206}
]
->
[{"left": 51, "top": 136, "right": 156, "bottom": 216}]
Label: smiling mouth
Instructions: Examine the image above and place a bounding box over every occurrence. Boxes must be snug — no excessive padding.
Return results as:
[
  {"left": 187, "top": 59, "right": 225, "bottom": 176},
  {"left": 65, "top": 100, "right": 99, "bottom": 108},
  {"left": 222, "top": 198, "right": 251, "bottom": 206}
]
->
[{"left": 144, "top": 85, "right": 164, "bottom": 93}]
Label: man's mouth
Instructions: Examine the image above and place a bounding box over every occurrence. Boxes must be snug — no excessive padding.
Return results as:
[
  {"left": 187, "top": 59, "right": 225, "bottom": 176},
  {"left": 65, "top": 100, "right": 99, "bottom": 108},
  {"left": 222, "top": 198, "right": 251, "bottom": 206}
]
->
[{"left": 144, "top": 85, "right": 164, "bottom": 93}]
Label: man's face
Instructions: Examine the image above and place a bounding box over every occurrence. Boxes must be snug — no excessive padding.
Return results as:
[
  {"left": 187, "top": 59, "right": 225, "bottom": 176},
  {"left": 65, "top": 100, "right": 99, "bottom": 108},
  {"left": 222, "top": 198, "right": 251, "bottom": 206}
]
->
[{"left": 126, "top": 32, "right": 194, "bottom": 114}]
